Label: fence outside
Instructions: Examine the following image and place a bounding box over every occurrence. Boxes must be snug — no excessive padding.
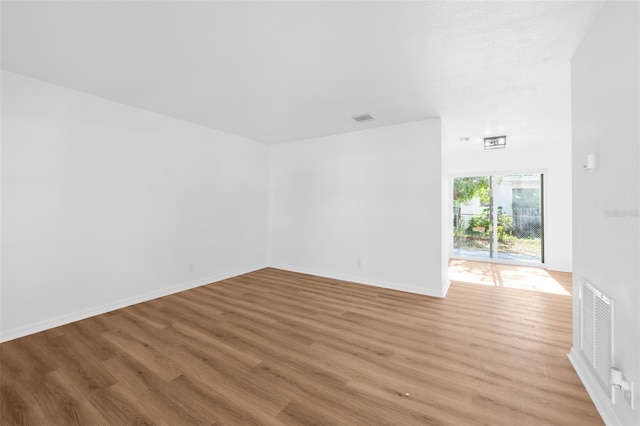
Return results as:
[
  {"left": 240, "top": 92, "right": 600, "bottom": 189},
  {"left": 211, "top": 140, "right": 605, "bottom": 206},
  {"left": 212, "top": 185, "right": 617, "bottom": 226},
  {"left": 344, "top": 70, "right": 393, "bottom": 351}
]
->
[
  {"left": 512, "top": 207, "right": 542, "bottom": 239},
  {"left": 453, "top": 208, "right": 542, "bottom": 262}
]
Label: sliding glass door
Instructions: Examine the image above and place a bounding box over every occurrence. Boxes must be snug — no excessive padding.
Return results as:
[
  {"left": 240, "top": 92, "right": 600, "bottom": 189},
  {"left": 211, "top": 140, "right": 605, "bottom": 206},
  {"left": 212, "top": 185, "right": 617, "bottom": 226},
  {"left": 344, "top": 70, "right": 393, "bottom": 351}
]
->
[{"left": 453, "top": 173, "right": 544, "bottom": 264}]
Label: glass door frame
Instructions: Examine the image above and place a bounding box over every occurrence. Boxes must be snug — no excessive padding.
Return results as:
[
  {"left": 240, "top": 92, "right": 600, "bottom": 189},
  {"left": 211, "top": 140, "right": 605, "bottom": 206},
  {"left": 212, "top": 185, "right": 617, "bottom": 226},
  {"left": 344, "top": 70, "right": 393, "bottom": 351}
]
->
[{"left": 449, "top": 169, "right": 547, "bottom": 267}]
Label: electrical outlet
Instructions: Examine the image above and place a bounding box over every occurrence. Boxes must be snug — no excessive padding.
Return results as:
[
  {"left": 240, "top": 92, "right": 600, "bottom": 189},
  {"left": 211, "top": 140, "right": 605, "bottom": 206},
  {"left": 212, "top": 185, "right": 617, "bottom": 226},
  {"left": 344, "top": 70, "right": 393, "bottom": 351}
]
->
[
  {"left": 188, "top": 263, "right": 195, "bottom": 273},
  {"left": 356, "top": 258, "right": 362, "bottom": 268},
  {"left": 623, "top": 375, "right": 634, "bottom": 409}
]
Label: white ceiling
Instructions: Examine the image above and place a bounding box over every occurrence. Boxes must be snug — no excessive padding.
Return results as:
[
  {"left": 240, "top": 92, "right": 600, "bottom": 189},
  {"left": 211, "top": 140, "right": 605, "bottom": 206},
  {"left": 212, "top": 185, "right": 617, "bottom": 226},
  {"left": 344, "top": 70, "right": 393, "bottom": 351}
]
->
[{"left": 1, "top": 1, "right": 603, "bottom": 144}]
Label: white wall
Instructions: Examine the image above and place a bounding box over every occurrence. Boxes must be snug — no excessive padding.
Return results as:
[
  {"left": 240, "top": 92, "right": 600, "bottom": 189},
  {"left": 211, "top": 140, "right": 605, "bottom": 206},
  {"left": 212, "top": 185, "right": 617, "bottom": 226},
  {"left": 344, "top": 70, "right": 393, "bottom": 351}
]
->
[
  {"left": 570, "top": 2, "right": 639, "bottom": 425},
  {"left": 0, "top": 71, "right": 269, "bottom": 341},
  {"left": 442, "top": 88, "right": 573, "bottom": 272},
  {"left": 268, "top": 119, "right": 447, "bottom": 297}
]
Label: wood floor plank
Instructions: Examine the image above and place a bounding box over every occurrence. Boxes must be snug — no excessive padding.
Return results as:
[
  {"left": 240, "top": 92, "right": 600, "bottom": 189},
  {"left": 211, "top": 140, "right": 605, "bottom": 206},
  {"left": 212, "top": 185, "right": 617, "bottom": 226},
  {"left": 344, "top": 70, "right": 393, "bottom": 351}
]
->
[
  {"left": 1, "top": 262, "right": 602, "bottom": 425},
  {"left": 0, "top": 383, "right": 50, "bottom": 425},
  {"left": 81, "top": 385, "right": 156, "bottom": 425},
  {"left": 101, "top": 356, "right": 205, "bottom": 426},
  {"left": 43, "top": 369, "right": 111, "bottom": 426},
  {"left": 101, "top": 326, "right": 183, "bottom": 382}
]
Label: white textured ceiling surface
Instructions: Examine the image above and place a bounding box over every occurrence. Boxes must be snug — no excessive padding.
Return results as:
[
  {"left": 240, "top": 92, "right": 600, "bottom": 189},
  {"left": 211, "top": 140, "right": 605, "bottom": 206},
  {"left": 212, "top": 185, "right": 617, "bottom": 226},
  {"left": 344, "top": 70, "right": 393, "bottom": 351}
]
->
[{"left": 1, "top": 1, "right": 603, "bottom": 144}]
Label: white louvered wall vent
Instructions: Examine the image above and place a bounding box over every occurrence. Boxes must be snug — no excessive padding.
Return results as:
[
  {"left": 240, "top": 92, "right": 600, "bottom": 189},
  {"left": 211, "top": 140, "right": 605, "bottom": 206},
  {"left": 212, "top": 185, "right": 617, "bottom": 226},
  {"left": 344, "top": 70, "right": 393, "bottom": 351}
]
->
[{"left": 579, "top": 277, "right": 613, "bottom": 394}]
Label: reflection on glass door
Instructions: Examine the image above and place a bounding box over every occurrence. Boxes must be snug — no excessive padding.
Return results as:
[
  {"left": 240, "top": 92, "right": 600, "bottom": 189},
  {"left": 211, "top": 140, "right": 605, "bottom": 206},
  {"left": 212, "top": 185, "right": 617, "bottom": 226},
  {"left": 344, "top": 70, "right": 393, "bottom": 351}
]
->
[{"left": 453, "top": 173, "right": 543, "bottom": 264}]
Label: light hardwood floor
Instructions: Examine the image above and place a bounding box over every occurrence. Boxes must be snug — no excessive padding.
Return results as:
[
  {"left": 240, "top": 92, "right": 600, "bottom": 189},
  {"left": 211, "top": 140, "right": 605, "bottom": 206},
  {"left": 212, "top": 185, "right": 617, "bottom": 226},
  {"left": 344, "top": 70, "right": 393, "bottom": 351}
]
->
[{"left": 1, "top": 262, "right": 602, "bottom": 425}]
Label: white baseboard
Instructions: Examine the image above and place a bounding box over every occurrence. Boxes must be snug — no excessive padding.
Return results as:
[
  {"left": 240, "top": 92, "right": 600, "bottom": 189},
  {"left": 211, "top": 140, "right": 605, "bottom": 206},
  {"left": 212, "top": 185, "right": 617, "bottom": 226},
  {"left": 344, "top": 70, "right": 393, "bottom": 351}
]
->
[
  {"left": 441, "top": 279, "right": 451, "bottom": 297},
  {"left": 1, "top": 262, "right": 446, "bottom": 342},
  {"left": 0, "top": 263, "right": 268, "bottom": 343},
  {"left": 269, "top": 263, "right": 448, "bottom": 298},
  {"left": 568, "top": 347, "right": 618, "bottom": 426}
]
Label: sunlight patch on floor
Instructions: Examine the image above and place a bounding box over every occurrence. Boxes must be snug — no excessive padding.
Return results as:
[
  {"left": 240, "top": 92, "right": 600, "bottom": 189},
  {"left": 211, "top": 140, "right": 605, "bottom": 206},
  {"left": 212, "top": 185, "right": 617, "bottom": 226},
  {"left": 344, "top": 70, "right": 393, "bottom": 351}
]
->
[{"left": 449, "top": 259, "right": 571, "bottom": 296}]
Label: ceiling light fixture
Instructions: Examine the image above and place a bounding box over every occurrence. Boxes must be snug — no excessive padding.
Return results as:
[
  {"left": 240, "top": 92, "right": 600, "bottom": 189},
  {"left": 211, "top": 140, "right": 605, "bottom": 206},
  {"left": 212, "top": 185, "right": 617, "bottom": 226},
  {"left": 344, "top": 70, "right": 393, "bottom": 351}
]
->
[
  {"left": 484, "top": 135, "right": 507, "bottom": 150},
  {"left": 353, "top": 114, "right": 374, "bottom": 122}
]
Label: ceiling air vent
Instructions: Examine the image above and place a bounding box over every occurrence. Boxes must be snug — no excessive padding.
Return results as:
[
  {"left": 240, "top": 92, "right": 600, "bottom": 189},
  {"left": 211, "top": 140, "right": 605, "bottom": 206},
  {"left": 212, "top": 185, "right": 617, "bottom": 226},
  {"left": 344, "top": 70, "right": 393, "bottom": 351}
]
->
[{"left": 353, "top": 114, "right": 374, "bottom": 122}]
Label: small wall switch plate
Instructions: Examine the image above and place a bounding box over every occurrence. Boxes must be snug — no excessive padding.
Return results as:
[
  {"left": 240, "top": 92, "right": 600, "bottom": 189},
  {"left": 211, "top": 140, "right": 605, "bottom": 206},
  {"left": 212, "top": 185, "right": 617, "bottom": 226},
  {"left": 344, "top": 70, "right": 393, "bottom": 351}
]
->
[{"left": 584, "top": 153, "right": 596, "bottom": 171}]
